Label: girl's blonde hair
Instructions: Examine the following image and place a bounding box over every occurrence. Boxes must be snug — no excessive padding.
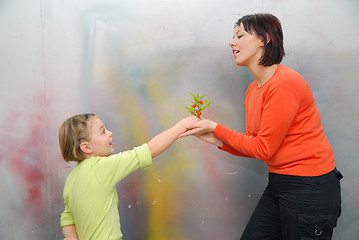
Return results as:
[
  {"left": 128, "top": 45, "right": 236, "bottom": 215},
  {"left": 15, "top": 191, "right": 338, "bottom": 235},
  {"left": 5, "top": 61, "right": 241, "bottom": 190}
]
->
[{"left": 59, "top": 113, "right": 96, "bottom": 162}]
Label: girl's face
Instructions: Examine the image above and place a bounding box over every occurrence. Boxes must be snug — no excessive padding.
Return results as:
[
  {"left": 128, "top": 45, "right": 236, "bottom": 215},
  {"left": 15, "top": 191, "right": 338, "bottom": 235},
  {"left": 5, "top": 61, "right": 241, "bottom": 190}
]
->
[
  {"left": 229, "top": 23, "right": 264, "bottom": 67},
  {"left": 86, "top": 117, "right": 114, "bottom": 157}
]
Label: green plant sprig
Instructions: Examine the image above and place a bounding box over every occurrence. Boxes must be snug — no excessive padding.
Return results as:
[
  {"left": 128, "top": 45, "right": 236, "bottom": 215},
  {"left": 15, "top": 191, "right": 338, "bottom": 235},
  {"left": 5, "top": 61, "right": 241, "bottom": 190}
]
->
[{"left": 185, "top": 93, "right": 212, "bottom": 118}]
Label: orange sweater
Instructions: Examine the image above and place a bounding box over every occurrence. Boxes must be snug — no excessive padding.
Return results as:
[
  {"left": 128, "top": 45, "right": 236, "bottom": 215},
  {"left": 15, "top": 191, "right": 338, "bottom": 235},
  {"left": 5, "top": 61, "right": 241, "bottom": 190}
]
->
[{"left": 213, "top": 64, "right": 335, "bottom": 176}]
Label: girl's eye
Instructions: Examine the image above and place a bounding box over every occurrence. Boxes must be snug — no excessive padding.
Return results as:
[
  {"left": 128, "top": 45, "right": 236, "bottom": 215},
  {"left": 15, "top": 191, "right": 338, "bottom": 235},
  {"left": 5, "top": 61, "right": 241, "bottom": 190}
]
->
[
  {"left": 102, "top": 129, "right": 106, "bottom": 134},
  {"left": 237, "top": 35, "right": 243, "bottom": 39}
]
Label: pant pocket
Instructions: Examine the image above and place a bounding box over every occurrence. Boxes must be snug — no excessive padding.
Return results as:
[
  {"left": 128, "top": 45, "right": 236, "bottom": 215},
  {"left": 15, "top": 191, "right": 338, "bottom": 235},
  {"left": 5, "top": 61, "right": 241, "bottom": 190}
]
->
[
  {"left": 298, "top": 214, "right": 337, "bottom": 240},
  {"left": 334, "top": 169, "right": 343, "bottom": 180}
]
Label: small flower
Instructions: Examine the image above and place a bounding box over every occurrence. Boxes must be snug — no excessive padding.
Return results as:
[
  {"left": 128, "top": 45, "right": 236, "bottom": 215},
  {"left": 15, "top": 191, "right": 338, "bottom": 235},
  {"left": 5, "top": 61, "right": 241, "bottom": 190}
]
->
[{"left": 185, "top": 93, "right": 212, "bottom": 118}]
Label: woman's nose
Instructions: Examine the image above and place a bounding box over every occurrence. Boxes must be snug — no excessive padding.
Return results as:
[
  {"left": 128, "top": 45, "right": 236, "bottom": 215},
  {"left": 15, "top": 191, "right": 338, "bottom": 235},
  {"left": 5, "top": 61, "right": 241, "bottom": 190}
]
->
[{"left": 229, "top": 39, "right": 234, "bottom": 47}]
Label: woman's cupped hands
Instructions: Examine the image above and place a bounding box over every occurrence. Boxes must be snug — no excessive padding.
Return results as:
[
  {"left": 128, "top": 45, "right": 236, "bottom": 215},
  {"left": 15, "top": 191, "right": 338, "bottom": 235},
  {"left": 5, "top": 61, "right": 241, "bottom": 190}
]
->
[{"left": 178, "top": 117, "right": 223, "bottom": 147}]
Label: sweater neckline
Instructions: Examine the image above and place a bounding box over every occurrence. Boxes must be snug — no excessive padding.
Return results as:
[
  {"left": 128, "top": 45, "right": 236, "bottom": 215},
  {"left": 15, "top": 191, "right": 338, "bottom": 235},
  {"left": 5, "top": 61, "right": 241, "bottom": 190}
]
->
[{"left": 256, "top": 64, "right": 281, "bottom": 89}]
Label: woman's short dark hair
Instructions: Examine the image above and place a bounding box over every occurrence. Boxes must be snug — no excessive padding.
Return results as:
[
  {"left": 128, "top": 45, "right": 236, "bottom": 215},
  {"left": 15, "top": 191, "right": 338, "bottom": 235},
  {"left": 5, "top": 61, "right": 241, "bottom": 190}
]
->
[{"left": 235, "top": 13, "right": 285, "bottom": 66}]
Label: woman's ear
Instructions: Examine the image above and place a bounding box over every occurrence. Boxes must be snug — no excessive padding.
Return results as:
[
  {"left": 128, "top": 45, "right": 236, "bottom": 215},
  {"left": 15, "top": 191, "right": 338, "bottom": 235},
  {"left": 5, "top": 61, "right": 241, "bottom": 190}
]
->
[
  {"left": 260, "top": 33, "right": 271, "bottom": 46},
  {"left": 79, "top": 142, "right": 92, "bottom": 154},
  {"left": 265, "top": 32, "right": 271, "bottom": 44},
  {"left": 260, "top": 39, "right": 265, "bottom": 47}
]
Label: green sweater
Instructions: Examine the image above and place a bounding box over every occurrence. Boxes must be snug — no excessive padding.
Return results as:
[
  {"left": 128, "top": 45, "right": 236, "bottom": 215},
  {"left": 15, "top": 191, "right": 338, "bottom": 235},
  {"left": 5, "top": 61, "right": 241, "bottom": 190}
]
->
[{"left": 61, "top": 144, "right": 152, "bottom": 240}]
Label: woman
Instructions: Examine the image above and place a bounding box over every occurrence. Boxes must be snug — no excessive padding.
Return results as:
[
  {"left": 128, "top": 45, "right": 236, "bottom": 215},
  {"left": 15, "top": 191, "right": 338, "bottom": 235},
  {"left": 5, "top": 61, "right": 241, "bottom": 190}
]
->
[{"left": 179, "top": 13, "right": 342, "bottom": 239}]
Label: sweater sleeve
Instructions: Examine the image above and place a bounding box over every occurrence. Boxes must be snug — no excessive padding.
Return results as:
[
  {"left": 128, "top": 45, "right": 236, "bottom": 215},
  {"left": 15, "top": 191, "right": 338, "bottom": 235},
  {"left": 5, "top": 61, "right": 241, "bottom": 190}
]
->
[
  {"left": 216, "top": 133, "right": 251, "bottom": 158},
  {"left": 214, "top": 85, "right": 299, "bottom": 160},
  {"left": 60, "top": 200, "right": 75, "bottom": 227},
  {"left": 94, "top": 144, "right": 152, "bottom": 187}
]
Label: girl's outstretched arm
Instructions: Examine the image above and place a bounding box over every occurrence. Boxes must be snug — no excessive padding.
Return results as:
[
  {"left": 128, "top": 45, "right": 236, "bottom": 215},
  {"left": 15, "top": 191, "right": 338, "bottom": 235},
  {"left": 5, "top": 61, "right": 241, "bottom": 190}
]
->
[{"left": 147, "top": 116, "right": 199, "bottom": 158}]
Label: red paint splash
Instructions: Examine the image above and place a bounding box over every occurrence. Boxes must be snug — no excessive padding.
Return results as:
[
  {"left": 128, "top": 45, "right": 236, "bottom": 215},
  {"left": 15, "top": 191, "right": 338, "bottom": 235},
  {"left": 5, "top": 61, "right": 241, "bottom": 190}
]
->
[
  {"left": 0, "top": 90, "right": 50, "bottom": 210},
  {"left": 10, "top": 120, "right": 47, "bottom": 208}
]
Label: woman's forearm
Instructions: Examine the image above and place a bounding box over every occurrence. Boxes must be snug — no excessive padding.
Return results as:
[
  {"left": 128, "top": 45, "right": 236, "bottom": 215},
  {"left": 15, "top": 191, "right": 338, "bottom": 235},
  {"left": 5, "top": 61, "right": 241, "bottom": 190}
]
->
[{"left": 196, "top": 133, "right": 223, "bottom": 147}]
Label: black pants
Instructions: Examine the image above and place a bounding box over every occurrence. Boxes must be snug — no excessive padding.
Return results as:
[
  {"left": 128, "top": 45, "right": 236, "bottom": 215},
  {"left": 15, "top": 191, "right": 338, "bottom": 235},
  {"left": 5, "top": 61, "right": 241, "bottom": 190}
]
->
[{"left": 241, "top": 169, "right": 342, "bottom": 240}]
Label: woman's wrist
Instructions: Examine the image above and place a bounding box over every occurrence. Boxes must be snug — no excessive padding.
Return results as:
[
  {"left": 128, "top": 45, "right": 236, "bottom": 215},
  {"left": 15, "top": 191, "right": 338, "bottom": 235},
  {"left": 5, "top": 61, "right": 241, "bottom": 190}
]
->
[{"left": 210, "top": 121, "right": 218, "bottom": 132}]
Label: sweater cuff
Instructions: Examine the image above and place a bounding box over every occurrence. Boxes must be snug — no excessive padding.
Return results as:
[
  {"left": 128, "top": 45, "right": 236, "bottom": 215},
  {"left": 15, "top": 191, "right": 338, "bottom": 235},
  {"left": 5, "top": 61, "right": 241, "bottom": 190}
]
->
[
  {"left": 218, "top": 142, "right": 232, "bottom": 151},
  {"left": 213, "top": 123, "right": 226, "bottom": 139},
  {"left": 60, "top": 212, "right": 75, "bottom": 227}
]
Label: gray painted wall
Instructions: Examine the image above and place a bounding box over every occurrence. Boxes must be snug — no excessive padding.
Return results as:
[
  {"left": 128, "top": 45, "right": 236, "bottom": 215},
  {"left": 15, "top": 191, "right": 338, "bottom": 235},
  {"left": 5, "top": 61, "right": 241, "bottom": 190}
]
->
[{"left": 0, "top": 0, "right": 358, "bottom": 239}]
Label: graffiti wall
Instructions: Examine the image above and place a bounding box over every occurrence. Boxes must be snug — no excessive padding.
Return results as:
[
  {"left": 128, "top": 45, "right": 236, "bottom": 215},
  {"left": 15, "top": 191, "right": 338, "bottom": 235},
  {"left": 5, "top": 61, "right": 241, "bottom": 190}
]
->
[{"left": 0, "top": 0, "right": 358, "bottom": 239}]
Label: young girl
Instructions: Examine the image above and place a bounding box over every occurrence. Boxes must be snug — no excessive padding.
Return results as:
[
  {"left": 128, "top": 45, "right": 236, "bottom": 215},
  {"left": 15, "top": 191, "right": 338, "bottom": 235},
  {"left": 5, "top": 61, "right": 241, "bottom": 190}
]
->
[
  {"left": 179, "top": 13, "right": 342, "bottom": 239},
  {"left": 59, "top": 113, "right": 198, "bottom": 240}
]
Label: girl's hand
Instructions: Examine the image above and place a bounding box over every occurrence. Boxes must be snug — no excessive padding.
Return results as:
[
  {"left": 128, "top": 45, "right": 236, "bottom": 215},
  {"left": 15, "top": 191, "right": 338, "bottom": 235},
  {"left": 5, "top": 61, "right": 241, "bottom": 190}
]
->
[{"left": 176, "top": 116, "right": 200, "bottom": 133}]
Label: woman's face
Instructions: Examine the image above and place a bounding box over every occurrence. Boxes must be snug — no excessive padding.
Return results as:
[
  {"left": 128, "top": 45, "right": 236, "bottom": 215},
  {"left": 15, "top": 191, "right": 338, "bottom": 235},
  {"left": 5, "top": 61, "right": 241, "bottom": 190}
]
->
[{"left": 229, "top": 23, "right": 264, "bottom": 67}]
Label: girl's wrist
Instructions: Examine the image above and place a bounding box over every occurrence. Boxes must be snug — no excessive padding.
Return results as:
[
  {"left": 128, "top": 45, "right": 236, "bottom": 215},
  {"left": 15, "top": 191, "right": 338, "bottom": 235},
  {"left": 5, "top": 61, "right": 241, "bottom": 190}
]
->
[{"left": 175, "top": 120, "right": 188, "bottom": 134}]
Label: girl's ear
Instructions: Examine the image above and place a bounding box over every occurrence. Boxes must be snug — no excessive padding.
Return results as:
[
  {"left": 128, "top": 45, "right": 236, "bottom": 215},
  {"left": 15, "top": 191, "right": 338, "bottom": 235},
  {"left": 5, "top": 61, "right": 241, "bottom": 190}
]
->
[{"left": 79, "top": 142, "right": 92, "bottom": 154}]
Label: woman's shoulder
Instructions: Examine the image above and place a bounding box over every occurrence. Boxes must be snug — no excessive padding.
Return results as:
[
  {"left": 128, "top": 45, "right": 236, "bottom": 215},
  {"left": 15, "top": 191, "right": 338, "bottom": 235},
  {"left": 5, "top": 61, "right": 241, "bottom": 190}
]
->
[
  {"left": 277, "top": 64, "right": 303, "bottom": 79},
  {"left": 266, "top": 65, "right": 313, "bottom": 101},
  {"left": 275, "top": 64, "right": 308, "bottom": 88}
]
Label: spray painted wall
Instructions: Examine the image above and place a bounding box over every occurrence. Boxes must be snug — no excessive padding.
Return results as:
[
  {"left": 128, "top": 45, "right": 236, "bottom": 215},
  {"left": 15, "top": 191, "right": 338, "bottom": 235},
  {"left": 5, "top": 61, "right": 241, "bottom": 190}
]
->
[{"left": 0, "top": 0, "right": 358, "bottom": 239}]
